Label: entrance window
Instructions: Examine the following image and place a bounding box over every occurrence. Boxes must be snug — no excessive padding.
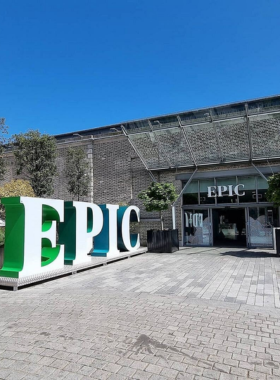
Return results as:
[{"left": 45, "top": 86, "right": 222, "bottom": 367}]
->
[
  {"left": 238, "top": 176, "right": 256, "bottom": 203},
  {"left": 248, "top": 207, "right": 275, "bottom": 247},
  {"left": 200, "top": 179, "right": 215, "bottom": 204},
  {"left": 182, "top": 180, "right": 198, "bottom": 205},
  {"left": 182, "top": 174, "right": 272, "bottom": 207},
  {"left": 216, "top": 177, "right": 237, "bottom": 204},
  {"left": 257, "top": 177, "right": 269, "bottom": 202},
  {"left": 184, "top": 209, "right": 210, "bottom": 246}
]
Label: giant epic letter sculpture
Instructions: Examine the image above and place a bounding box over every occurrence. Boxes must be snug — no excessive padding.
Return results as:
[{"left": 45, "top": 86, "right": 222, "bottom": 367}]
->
[{"left": 0, "top": 197, "right": 140, "bottom": 279}]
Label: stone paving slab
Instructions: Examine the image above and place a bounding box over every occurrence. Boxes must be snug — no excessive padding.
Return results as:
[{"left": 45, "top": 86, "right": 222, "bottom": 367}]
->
[
  {"left": 44, "top": 247, "right": 280, "bottom": 309},
  {"left": 0, "top": 248, "right": 147, "bottom": 290},
  {"left": 0, "top": 247, "right": 280, "bottom": 379}
]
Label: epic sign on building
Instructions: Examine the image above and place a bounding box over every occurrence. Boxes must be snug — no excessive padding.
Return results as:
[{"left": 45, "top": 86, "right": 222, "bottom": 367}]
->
[
  {"left": 0, "top": 197, "right": 140, "bottom": 279},
  {"left": 207, "top": 184, "right": 245, "bottom": 198}
]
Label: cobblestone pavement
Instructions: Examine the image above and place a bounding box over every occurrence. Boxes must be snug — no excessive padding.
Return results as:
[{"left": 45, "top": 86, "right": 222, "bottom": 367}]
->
[{"left": 1, "top": 247, "right": 280, "bottom": 380}]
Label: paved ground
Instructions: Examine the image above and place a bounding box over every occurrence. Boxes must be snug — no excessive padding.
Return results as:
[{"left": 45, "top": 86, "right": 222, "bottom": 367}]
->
[{"left": 1, "top": 247, "right": 280, "bottom": 380}]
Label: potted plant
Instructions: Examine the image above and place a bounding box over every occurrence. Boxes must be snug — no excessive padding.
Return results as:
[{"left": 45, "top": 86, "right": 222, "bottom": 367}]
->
[{"left": 138, "top": 182, "right": 179, "bottom": 253}]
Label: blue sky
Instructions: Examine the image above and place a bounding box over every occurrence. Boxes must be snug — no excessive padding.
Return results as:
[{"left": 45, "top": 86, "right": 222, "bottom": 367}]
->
[{"left": 1, "top": 0, "right": 280, "bottom": 136}]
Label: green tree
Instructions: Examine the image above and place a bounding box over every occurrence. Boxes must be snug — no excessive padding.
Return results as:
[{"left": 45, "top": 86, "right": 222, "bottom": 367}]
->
[
  {"left": 267, "top": 174, "right": 280, "bottom": 206},
  {"left": 0, "top": 118, "right": 9, "bottom": 181},
  {"left": 12, "top": 130, "right": 57, "bottom": 197},
  {"left": 65, "top": 147, "right": 90, "bottom": 200},
  {"left": 138, "top": 182, "right": 177, "bottom": 229}
]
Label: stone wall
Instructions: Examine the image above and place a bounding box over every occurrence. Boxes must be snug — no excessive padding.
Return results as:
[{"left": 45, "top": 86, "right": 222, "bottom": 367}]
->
[{"left": 91, "top": 135, "right": 165, "bottom": 244}]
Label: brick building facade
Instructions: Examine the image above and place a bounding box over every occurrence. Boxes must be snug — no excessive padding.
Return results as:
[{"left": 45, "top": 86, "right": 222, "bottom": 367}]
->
[{"left": 2, "top": 94, "right": 280, "bottom": 247}]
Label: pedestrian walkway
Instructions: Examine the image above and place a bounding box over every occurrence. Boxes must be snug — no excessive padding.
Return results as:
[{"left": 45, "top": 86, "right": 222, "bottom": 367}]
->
[{"left": 0, "top": 247, "right": 280, "bottom": 379}]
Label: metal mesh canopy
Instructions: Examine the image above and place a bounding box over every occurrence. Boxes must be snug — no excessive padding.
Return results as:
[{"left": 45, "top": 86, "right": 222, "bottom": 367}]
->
[
  {"left": 54, "top": 95, "right": 280, "bottom": 171},
  {"left": 123, "top": 96, "right": 280, "bottom": 170}
]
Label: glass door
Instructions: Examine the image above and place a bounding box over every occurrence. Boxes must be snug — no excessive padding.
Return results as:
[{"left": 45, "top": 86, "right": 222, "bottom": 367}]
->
[
  {"left": 212, "top": 208, "right": 246, "bottom": 247},
  {"left": 184, "top": 209, "right": 211, "bottom": 246},
  {"left": 247, "top": 207, "right": 276, "bottom": 247}
]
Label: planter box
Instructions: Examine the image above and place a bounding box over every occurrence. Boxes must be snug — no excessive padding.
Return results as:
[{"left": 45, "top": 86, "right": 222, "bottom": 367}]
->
[{"left": 147, "top": 229, "right": 179, "bottom": 253}]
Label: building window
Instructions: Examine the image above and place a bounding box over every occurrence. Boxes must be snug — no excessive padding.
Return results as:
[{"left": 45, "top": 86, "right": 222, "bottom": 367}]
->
[
  {"left": 182, "top": 174, "right": 272, "bottom": 206},
  {"left": 238, "top": 176, "right": 256, "bottom": 203},
  {"left": 216, "top": 177, "right": 238, "bottom": 204},
  {"left": 182, "top": 180, "right": 199, "bottom": 205},
  {"left": 199, "top": 179, "right": 215, "bottom": 204},
  {"left": 257, "top": 177, "right": 269, "bottom": 202}
]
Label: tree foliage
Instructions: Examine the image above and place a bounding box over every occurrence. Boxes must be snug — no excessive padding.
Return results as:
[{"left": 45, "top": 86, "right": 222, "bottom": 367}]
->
[
  {"left": 138, "top": 182, "right": 177, "bottom": 229},
  {"left": 12, "top": 130, "right": 57, "bottom": 197},
  {"left": 65, "top": 147, "right": 90, "bottom": 200},
  {"left": 138, "top": 182, "right": 178, "bottom": 212},
  {"left": 0, "top": 118, "right": 9, "bottom": 181},
  {"left": 266, "top": 174, "right": 280, "bottom": 206}
]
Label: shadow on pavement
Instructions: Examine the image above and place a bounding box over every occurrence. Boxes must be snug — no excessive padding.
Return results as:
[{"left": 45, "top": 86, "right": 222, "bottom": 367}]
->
[
  {"left": 219, "top": 250, "right": 279, "bottom": 258},
  {"left": 174, "top": 247, "right": 279, "bottom": 258}
]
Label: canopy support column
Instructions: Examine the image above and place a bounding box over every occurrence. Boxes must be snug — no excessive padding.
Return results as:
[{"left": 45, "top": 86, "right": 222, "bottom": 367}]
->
[
  {"left": 251, "top": 162, "right": 268, "bottom": 181},
  {"left": 148, "top": 120, "right": 173, "bottom": 168},
  {"left": 177, "top": 115, "right": 197, "bottom": 167},
  {"left": 245, "top": 103, "right": 253, "bottom": 161},
  {"left": 171, "top": 168, "right": 198, "bottom": 230},
  {"left": 209, "top": 109, "right": 224, "bottom": 163},
  {"left": 121, "top": 125, "right": 156, "bottom": 182}
]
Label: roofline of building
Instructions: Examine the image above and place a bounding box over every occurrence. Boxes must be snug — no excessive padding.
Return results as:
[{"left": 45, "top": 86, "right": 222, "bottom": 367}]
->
[{"left": 54, "top": 93, "right": 280, "bottom": 140}]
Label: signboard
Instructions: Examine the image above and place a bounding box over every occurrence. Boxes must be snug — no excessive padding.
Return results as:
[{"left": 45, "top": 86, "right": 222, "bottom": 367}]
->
[
  {"left": 185, "top": 212, "right": 203, "bottom": 228},
  {"left": 207, "top": 184, "right": 245, "bottom": 198},
  {"left": 0, "top": 197, "right": 140, "bottom": 279}
]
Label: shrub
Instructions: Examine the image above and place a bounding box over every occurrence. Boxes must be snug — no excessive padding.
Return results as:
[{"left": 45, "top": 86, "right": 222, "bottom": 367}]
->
[
  {"left": 0, "top": 179, "right": 35, "bottom": 198},
  {"left": 0, "top": 179, "right": 35, "bottom": 219},
  {"left": 0, "top": 227, "right": 5, "bottom": 246}
]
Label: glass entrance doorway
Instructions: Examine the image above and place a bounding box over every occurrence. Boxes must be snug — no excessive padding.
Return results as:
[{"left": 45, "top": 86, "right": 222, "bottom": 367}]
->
[
  {"left": 212, "top": 208, "right": 246, "bottom": 247},
  {"left": 184, "top": 209, "right": 211, "bottom": 246},
  {"left": 183, "top": 206, "right": 277, "bottom": 248},
  {"left": 247, "top": 207, "right": 276, "bottom": 247}
]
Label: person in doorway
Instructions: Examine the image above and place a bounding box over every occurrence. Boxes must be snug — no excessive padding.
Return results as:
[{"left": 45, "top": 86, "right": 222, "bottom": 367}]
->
[{"left": 236, "top": 218, "right": 245, "bottom": 239}]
